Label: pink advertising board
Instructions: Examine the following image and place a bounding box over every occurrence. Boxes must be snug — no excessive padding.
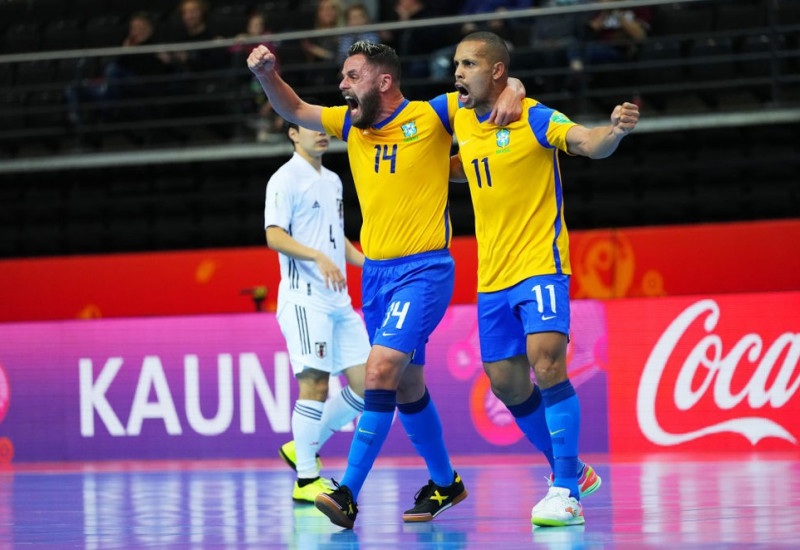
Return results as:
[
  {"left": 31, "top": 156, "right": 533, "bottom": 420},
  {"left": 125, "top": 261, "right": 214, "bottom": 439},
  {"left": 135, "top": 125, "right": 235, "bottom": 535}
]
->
[{"left": 0, "top": 303, "right": 609, "bottom": 462}]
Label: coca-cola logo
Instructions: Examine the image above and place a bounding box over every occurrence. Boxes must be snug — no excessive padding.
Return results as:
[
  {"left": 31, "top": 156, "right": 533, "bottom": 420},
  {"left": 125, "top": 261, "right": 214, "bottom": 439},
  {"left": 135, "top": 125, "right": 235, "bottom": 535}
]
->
[{"left": 638, "top": 299, "right": 800, "bottom": 446}]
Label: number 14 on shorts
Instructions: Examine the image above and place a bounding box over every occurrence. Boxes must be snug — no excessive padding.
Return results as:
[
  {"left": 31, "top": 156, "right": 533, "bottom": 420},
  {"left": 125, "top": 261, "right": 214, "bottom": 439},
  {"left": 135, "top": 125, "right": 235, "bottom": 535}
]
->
[{"left": 381, "top": 301, "right": 410, "bottom": 332}]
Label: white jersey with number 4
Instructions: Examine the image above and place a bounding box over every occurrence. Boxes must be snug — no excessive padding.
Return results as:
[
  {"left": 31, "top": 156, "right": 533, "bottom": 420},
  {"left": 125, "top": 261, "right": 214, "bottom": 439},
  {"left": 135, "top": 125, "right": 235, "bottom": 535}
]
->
[{"left": 264, "top": 152, "right": 351, "bottom": 312}]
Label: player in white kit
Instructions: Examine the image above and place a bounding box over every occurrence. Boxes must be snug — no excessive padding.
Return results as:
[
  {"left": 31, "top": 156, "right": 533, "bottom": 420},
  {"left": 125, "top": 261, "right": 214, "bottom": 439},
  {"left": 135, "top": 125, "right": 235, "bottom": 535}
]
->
[{"left": 264, "top": 122, "right": 370, "bottom": 504}]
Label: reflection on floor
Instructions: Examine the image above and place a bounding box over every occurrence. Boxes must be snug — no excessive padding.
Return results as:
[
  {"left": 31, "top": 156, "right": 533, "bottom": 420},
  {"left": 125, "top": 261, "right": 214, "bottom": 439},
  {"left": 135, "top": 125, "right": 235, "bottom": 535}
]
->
[{"left": 2, "top": 453, "right": 799, "bottom": 549}]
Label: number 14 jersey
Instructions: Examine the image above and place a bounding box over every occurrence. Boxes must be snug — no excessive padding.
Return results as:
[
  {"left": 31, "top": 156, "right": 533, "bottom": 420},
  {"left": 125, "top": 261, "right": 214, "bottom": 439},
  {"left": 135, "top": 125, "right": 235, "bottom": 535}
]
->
[{"left": 321, "top": 93, "right": 459, "bottom": 261}]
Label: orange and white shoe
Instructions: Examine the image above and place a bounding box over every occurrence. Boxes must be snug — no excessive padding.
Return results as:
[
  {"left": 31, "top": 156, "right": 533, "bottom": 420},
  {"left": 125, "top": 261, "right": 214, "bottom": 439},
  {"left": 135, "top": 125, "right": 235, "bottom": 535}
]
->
[
  {"left": 548, "top": 463, "right": 602, "bottom": 499},
  {"left": 531, "top": 487, "right": 585, "bottom": 527}
]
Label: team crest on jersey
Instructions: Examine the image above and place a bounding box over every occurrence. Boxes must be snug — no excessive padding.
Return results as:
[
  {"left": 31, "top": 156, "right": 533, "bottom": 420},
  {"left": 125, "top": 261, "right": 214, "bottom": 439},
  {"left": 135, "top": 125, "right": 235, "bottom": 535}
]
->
[
  {"left": 496, "top": 128, "right": 510, "bottom": 148},
  {"left": 550, "top": 112, "right": 572, "bottom": 124},
  {"left": 315, "top": 342, "right": 327, "bottom": 358},
  {"left": 401, "top": 120, "right": 418, "bottom": 139}
]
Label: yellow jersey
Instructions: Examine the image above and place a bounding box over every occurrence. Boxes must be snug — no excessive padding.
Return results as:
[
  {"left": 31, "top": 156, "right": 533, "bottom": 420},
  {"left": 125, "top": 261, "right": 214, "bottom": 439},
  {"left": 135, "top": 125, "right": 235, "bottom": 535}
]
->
[
  {"left": 321, "top": 93, "right": 459, "bottom": 260},
  {"left": 454, "top": 97, "right": 576, "bottom": 293}
]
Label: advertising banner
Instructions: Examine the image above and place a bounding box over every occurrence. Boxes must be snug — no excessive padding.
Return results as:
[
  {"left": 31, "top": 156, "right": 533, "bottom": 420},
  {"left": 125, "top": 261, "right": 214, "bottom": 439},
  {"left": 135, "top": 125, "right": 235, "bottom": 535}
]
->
[
  {"left": 0, "top": 303, "right": 609, "bottom": 462},
  {"left": 2, "top": 289, "right": 795, "bottom": 462},
  {"left": 2, "top": 219, "right": 798, "bottom": 323},
  {"left": 606, "top": 292, "right": 800, "bottom": 453}
]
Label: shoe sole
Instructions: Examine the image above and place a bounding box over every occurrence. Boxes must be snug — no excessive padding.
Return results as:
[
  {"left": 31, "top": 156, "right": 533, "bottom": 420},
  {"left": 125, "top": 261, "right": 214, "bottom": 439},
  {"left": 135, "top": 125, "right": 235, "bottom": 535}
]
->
[
  {"left": 402, "top": 488, "right": 469, "bottom": 522},
  {"left": 315, "top": 493, "right": 355, "bottom": 529},
  {"left": 531, "top": 516, "right": 585, "bottom": 527}
]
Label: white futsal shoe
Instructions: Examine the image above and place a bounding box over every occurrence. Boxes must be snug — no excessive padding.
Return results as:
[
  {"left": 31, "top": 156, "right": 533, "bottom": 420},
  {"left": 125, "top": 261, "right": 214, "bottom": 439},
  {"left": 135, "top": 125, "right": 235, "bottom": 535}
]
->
[{"left": 530, "top": 486, "right": 585, "bottom": 527}]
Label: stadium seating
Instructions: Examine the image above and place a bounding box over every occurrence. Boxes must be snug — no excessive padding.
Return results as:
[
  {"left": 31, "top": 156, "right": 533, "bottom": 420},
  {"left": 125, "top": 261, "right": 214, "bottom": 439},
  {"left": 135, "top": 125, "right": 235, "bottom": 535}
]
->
[{"left": 0, "top": 0, "right": 797, "bottom": 258}]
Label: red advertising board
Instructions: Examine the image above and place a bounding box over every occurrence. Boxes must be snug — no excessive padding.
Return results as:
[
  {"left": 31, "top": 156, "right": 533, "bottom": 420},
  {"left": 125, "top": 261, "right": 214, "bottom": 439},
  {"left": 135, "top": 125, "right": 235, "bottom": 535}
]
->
[
  {"left": 605, "top": 291, "right": 800, "bottom": 453},
  {"left": 0, "top": 219, "right": 798, "bottom": 322},
  {"left": 570, "top": 219, "right": 800, "bottom": 299}
]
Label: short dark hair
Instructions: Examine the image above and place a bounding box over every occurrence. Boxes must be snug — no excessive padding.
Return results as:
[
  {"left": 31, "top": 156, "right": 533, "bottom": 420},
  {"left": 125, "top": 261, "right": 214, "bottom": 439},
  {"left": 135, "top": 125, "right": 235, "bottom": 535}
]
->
[
  {"left": 348, "top": 40, "right": 401, "bottom": 82},
  {"left": 461, "top": 31, "right": 510, "bottom": 69},
  {"left": 283, "top": 120, "right": 299, "bottom": 145}
]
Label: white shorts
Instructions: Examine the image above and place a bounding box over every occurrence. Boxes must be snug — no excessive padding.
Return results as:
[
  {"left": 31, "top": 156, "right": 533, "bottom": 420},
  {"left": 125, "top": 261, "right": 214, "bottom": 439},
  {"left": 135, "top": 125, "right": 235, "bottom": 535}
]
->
[{"left": 276, "top": 300, "right": 371, "bottom": 376}]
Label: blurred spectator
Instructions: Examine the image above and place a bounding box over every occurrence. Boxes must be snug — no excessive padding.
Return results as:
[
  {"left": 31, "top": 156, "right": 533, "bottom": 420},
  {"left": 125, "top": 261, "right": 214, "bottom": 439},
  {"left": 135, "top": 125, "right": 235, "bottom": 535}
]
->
[
  {"left": 233, "top": 12, "right": 271, "bottom": 47},
  {"left": 231, "top": 11, "right": 284, "bottom": 142},
  {"left": 580, "top": 0, "right": 652, "bottom": 67},
  {"left": 158, "top": 0, "right": 229, "bottom": 75},
  {"left": 392, "top": 0, "right": 452, "bottom": 78},
  {"left": 300, "top": 0, "right": 344, "bottom": 86},
  {"left": 528, "top": 0, "right": 591, "bottom": 91},
  {"left": 425, "top": 0, "right": 533, "bottom": 79},
  {"left": 337, "top": 4, "right": 380, "bottom": 64},
  {"left": 301, "top": 0, "right": 344, "bottom": 63},
  {"left": 459, "top": 0, "right": 532, "bottom": 41},
  {"left": 65, "top": 11, "right": 169, "bottom": 125}
]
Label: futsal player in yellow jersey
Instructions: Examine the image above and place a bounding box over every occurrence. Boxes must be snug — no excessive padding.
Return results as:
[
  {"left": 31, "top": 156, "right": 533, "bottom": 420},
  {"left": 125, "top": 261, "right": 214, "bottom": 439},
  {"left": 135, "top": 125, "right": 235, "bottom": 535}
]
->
[
  {"left": 452, "top": 32, "right": 640, "bottom": 527},
  {"left": 247, "top": 40, "right": 526, "bottom": 529}
]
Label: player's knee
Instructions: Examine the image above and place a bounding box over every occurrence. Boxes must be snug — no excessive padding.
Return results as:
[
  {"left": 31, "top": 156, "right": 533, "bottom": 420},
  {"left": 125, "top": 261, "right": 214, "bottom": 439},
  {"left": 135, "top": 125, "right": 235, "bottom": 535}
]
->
[
  {"left": 531, "top": 358, "right": 567, "bottom": 387},
  {"left": 488, "top": 375, "right": 528, "bottom": 405},
  {"left": 364, "top": 360, "right": 401, "bottom": 390}
]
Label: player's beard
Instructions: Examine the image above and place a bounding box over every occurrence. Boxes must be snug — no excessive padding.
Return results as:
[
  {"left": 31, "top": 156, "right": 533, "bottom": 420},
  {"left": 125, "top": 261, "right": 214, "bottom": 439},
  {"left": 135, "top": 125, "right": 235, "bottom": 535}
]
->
[{"left": 351, "top": 86, "right": 380, "bottom": 129}]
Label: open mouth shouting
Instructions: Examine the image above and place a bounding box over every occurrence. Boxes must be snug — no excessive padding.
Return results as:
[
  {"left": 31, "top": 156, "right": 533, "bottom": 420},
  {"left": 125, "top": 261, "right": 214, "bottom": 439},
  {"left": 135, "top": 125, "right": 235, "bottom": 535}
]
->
[
  {"left": 344, "top": 93, "right": 360, "bottom": 118},
  {"left": 455, "top": 83, "right": 470, "bottom": 105},
  {"left": 344, "top": 87, "right": 379, "bottom": 129}
]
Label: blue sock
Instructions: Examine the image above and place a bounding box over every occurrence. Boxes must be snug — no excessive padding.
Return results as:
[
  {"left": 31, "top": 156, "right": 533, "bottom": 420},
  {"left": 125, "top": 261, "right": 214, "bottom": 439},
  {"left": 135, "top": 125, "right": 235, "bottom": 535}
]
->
[
  {"left": 341, "top": 389, "right": 396, "bottom": 499},
  {"left": 542, "top": 379, "right": 581, "bottom": 500},
  {"left": 507, "top": 385, "right": 555, "bottom": 470},
  {"left": 397, "top": 388, "right": 454, "bottom": 487}
]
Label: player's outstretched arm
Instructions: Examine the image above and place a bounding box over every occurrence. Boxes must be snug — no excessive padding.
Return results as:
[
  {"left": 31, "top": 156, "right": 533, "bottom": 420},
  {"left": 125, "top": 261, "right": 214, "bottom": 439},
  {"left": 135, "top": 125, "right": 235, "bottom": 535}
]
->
[
  {"left": 566, "top": 101, "right": 639, "bottom": 159},
  {"left": 488, "top": 77, "right": 526, "bottom": 126},
  {"left": 247, "top": 45, "right": 325, "bottom": 131}
]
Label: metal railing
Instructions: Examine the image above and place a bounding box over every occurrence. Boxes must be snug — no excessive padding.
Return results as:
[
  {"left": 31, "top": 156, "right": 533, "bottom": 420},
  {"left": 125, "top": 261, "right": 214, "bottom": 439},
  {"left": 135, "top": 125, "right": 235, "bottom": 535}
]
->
[{"left": 0, "top": 0, "right": 798, "bottom": 174}]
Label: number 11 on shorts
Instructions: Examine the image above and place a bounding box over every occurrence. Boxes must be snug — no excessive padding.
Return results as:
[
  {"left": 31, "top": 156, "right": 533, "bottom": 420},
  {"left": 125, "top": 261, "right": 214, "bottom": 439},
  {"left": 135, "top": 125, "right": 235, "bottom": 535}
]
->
[{"left": 532, "top": 284, "right": 556, "bottom": 314}]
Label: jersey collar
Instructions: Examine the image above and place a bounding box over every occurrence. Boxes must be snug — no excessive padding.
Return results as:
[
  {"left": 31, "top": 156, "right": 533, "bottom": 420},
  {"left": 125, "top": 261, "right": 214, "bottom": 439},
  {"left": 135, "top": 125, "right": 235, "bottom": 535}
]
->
[
  {"left": 476, "top": 110, "right": 493, "bottom": 124},
  {"left": 373, "top": 99, "right": 410, "bottom": 129}
]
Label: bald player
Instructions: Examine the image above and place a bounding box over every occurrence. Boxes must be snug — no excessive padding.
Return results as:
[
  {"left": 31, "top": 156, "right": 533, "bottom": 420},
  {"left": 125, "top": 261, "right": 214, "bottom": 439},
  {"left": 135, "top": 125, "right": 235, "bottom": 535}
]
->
[{"left": 451, "top": 31, "right": 639, "bottom": 527}]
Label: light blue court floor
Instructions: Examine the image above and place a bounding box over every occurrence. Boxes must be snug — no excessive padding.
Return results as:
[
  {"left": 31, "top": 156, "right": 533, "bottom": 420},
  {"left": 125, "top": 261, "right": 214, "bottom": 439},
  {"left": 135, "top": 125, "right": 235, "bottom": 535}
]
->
[{"left": 1, "top": 453, "right": 799, "bottom": 549}]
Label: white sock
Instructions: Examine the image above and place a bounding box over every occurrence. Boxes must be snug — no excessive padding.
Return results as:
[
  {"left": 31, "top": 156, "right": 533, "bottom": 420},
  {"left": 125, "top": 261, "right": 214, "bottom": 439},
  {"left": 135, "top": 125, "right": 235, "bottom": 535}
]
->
[
  {"left": 292, "top": 399, "right": 324, "bottom": 479},
  {"left": 318, "top": 385, "right": 365, "bottom": 447}
]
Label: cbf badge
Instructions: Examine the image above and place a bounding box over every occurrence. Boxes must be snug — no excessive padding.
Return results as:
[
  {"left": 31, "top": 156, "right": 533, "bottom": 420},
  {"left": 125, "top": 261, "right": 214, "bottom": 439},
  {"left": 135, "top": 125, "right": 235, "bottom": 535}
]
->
[
  {"left": 496, "top": 128, "right": 510, "bottom": 148},
  {"left": 315, "top": 342, "right": 327, "bottom": 358},
  {"left": 401, "top": 120, "right": 417, "bottom": 138}
]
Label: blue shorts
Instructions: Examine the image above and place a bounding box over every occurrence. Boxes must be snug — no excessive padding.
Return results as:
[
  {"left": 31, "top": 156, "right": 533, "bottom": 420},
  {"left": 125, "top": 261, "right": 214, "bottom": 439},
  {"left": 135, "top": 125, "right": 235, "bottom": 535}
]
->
[
  {"left": 362, "top": 249, "right": 454, "bottom": 366},
  {"left": 477, "top": 274, "right": 571, "bottom": 363}
]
